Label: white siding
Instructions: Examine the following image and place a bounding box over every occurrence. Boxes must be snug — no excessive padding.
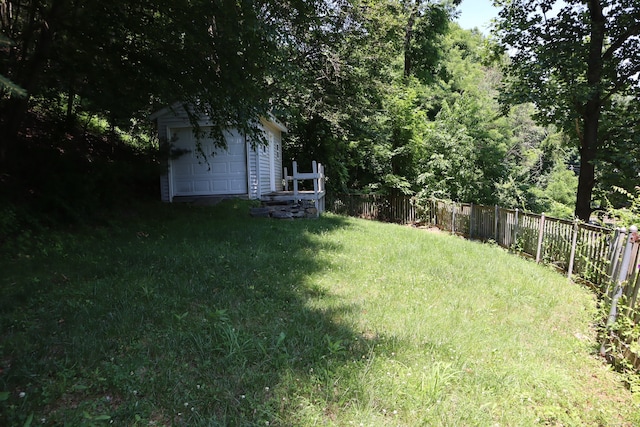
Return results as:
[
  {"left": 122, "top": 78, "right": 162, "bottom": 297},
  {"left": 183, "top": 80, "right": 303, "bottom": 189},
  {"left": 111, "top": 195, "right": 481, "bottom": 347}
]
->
[
  {"left": 273, "top": 130, "right": 283, "bottom": 191},
  {"left": 248, "top": 145, "right": 259, "bottom": 199},
  {"left": 259, "top": 123, "right": 285, "bottom": 195},
  {"left": 259, "top": 132, "right": 272, "bottom": 196},
  {"left": 160, "top": 175, "right": 170, "bottom": 202},
  {"left": 155, "top": 105, "right": 192, "bottom": 202}
]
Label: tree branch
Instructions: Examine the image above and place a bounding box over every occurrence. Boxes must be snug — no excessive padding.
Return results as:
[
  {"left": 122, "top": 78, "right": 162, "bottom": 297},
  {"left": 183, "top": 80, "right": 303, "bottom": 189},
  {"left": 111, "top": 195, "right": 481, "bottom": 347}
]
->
[
  {"left": 602, "top": 23, "right": 640, "bottom": 62},
  {"left": 602, "top": 63, "right": 640, "bottom": 102}
]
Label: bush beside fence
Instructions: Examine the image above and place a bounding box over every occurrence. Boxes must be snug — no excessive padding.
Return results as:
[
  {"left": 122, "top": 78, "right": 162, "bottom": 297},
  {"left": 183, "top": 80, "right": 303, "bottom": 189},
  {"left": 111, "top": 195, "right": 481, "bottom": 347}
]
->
[{"left": 328, "top": 193, "right": 640, "bottom": 370}]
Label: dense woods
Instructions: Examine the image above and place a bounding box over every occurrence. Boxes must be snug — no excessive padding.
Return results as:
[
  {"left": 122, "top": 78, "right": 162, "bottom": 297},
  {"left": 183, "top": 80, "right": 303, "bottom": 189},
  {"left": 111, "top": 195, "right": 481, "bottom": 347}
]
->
[{"left": 1, "top": 0, "right": 639, "bottom": 228}]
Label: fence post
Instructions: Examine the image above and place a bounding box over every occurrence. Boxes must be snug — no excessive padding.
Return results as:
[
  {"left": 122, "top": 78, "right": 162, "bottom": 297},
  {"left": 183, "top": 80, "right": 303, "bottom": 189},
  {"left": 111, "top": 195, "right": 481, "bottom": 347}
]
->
[
  {"left": 469, "top": 203, "right": 474, "bottom": 239},
  {"left": 428, "top": 199, "right": 434, "bottom": 226},
  {"left": 292, "top": 161, "right": 299, "bottom": 196},
  {"left": 608, "top": 228, "right": 626, "bottom": 290},
  {"left": 494, "top": 205, "right": 499, "bottom": 243},
  {"left": 432, "top": 199, "right": 436, "bottom": 226},
  {"left": 452, "top": 202, "right": 456, "bottom": 234},
  {"left": 600, "top": 225, "right": 638, "bottom": 356},
  {"left": 536, "top": 213, "right": 546, "bottom": 263},
  {"left": 627, "top": 241, "right": 640, "bottom": 314},
  {"left": 567, "top": 219, "right": 579, "bottom": 280},
  {"left": 513, "top": 208, "right": 519, "bottom": 249}
]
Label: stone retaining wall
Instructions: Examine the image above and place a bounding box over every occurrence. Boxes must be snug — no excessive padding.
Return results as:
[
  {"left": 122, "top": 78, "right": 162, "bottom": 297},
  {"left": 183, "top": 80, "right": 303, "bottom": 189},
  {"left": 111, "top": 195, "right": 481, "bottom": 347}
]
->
[{"left": 250, "top": 200, "right": 318, "bottom": 219}]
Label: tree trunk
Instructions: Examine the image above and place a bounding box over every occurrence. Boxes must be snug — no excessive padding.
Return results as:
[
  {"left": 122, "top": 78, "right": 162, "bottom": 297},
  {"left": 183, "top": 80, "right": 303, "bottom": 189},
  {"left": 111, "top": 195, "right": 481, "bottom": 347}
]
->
[
  {"left": 574, "top": 0, "right": 606, "bottom": 222},
  {"left": 575, "top": 142, "right": 596, "bottom": 221},
  {"left": 403, "top": 3, "right": 416, "bottom": 78}
]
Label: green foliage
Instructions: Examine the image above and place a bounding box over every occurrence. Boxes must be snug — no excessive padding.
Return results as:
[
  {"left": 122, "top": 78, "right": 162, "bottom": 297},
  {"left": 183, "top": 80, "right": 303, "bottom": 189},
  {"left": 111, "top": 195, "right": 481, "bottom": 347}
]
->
[
  {"left": 5, "top": 0, "right": 634, "bottom": 229},
  {"left": 494, "top": 0, "right": 640, "bottom": 220},
  {"left": 595, "top": 97, "right": 640, "bottom": 208},
  {"left": 0, "top": 0, "right": 581, "bottom": 220},
  {"left": 280, "top": 4, "right": 583, "bottom": 214},
  {"left": 282, "top": 0, "right": 457, "bottom": 194},
  {"left": 0, "top": 108, "right": 161, "bottom": 234},
  {"left": 403, "top": 0, "right": 457, "bottom": 81},
  {"left": 598, "top": 297, "right": 640, "bottom": 392},
  {"left": 378, "top": 79, "right": 430, "bottom": 195},
  {"left": 0, "top": 204, "right": 18, "bottom": 239},
  {"left": 528, "top": 165, "right": 579, "bottom": 219},
  {"left": 599, "top": 186, "right": 640, "bottom": 227},
  {"left": 281, "top": 0, "right": 391, "bottom": 192},
  {"left": 417, "top": 90, "right": 510, "bottom": 204},
  {"left": 545, "top": 168, "right": 578, "bottom": 207},
  {"left": 495, "top": 104, "right": 567, "bottom": 209},
  {"left": 0, "top": 0, "right": 324, "bottom": 149},
  {"left": 0, "top": 35, "right": 26, "bottom": 98}
]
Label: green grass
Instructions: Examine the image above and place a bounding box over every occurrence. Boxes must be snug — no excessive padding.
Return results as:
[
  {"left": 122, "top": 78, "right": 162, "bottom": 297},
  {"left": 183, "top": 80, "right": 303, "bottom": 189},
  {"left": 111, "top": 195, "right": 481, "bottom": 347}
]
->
[{"left": 1, "top": 200, "right": 639, "bottom": 426}]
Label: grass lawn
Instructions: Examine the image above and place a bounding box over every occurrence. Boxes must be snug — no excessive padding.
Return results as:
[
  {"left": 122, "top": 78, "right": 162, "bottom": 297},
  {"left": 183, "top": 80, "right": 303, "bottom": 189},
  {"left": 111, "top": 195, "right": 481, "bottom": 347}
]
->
[{"left": 1, "top": 200, "right": 639, "bottom": 426}]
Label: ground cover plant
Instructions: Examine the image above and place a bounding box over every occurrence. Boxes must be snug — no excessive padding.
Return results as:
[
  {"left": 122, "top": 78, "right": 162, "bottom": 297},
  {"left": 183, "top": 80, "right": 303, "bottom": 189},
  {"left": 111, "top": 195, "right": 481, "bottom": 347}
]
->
[{"left": 1, "top": 200, "right": 639, "bottom": 426}]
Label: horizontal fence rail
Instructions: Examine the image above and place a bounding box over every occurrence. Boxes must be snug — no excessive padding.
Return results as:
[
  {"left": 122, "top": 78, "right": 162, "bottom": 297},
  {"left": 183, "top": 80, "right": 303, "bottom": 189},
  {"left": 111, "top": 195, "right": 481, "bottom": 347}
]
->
[{"left": 328, "top": 194, "right": 640, "bottom": 369}]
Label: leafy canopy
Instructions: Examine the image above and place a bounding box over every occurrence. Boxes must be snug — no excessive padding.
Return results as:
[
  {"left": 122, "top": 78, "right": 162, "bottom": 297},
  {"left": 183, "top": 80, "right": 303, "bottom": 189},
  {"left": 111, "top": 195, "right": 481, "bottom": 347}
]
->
[
  {"left": 0, "top": 0, "right": 325, "bottom": 147},
  {"left": 494, "top": 0, "right": 640, "bottom": 220}
]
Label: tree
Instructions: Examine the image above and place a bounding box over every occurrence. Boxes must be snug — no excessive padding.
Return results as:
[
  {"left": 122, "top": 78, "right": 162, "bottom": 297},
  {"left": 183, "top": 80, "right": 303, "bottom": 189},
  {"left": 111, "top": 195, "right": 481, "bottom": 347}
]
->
[
  {"left": 0, "top": 34, "right": 25, "bottom": 97},
  {"left": 495, "top": 0, "right": 640, "bottom": 221},
  {"left": 0, "top": 0, "right": 323, "bottom": 162},
  {"left": 278, "top": 0, "right": 387, "bottom": 192},
  {"left": 594, "top": 95, "right": 640, "bottom": 207},
  {"left": 416, "top": 90, "right": 512, "bottom": 204},
  {"left": 402, "top": 0, "right": 458, "bottom": 80},
  {"left": 281, "top": 0, "right": 457, "bottom": 193}
]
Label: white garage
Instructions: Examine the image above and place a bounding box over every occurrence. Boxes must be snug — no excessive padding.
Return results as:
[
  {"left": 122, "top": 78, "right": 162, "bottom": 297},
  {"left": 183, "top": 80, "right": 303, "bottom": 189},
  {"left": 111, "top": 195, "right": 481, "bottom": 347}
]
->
[{"left": 151, "top": 104, "right": 285, "bottom": 202}]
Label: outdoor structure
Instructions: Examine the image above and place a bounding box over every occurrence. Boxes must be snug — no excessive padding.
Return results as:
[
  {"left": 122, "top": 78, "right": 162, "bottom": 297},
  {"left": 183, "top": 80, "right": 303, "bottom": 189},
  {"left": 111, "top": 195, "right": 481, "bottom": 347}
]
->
[
  {"left": 254, "top": 160, "right": 326, "bottom": 218},
  {"left": 151, "top": 104, "right": 286, "bottom": 202}
]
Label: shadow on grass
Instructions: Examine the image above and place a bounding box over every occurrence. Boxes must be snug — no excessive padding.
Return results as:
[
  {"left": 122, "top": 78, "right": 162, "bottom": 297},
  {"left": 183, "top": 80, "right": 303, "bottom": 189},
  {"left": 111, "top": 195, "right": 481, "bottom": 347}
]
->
[{"left": 0, "top": 200, "right": 397, "bottom": 425}]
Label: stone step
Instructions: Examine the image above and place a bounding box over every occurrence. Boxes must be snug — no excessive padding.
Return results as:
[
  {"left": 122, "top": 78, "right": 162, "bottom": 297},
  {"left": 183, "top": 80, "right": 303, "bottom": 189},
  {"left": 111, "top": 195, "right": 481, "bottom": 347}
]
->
[{"left": 250, "top": 202, "right": 319, "bottom": 219}]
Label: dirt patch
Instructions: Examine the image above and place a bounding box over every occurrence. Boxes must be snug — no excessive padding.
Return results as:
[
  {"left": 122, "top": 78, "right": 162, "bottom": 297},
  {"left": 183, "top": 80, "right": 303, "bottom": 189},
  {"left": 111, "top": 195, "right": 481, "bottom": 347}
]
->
[{"left": 411, "top": 224, "right": 442, "bottom": 233}]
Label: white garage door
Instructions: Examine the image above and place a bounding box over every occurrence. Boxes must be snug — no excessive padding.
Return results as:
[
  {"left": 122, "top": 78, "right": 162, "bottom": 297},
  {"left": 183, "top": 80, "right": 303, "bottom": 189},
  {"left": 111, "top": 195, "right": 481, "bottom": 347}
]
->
[{"left": 170, "top": 127, "right": 247, "bottom": 196}]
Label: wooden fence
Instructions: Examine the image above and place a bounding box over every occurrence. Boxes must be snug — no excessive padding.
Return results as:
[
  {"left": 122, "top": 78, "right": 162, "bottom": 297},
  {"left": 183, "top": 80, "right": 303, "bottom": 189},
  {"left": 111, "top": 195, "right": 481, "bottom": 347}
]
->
[
  {"left": 327, "top": 193, "right": 417, "bottom": 224},
  {"left": 328, "top": 194, "right": 640, "bottom": 368}
]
